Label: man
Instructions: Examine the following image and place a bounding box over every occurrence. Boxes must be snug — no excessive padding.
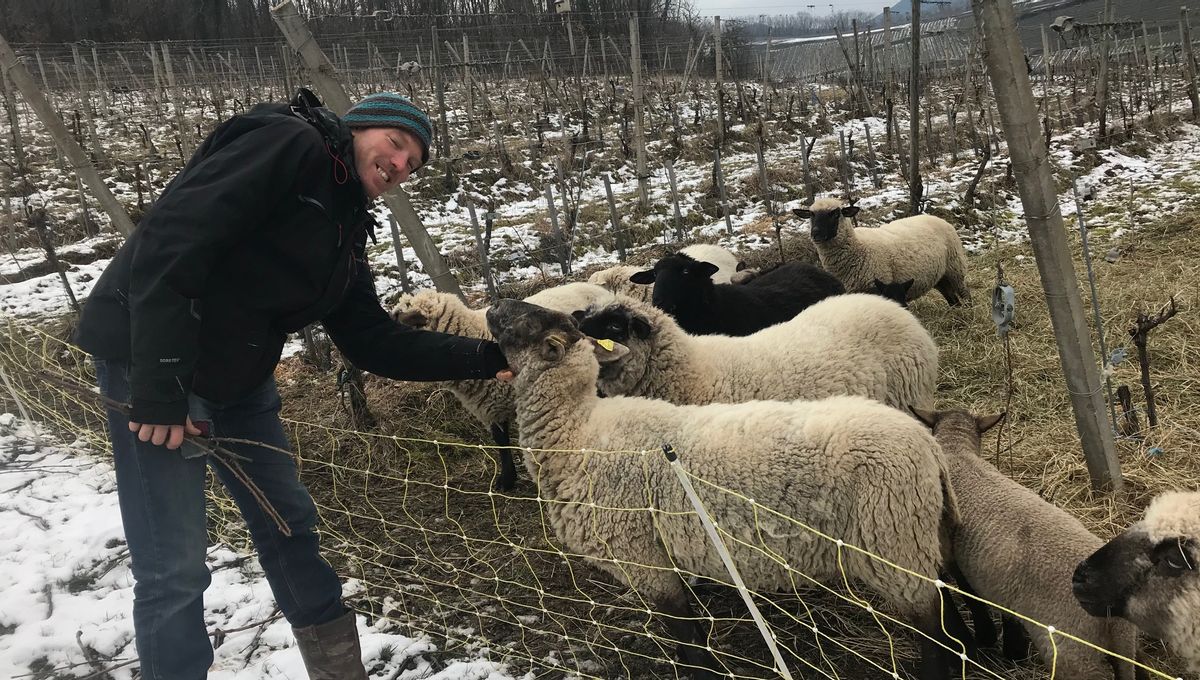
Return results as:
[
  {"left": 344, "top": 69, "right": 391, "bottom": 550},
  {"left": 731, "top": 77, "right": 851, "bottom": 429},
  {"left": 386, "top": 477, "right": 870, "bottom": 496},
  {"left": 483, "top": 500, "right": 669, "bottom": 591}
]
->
[{"left": 74, "top": 90, "right": 508, "bottom": 679}]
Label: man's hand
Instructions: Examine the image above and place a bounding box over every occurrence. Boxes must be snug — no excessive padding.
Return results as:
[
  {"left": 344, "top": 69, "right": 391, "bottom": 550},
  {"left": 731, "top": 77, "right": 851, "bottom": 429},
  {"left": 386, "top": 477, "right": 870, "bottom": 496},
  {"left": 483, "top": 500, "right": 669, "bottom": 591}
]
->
[
  {"left": 495, "top": 370, "right": 515, "bottom": 383},
  {"left": 128, "top": 417, "right": 203, "bottom": 450}
]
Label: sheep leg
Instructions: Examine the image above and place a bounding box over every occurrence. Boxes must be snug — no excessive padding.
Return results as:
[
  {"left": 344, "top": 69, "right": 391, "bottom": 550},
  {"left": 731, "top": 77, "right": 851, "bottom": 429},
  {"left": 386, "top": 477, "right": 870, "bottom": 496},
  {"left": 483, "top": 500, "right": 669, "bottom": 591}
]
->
[
  {"left": 914, "top": 600, "right": 955, "bottom": 680},
  {"left": 656, "top": 589, "right": 723, "bottom": 680},
  {"left": 937, "top": 586, "right": 980, "bottom": 660},
  {"left": 1000, "top": 614, "right": 1031, "bottom": 660},
  {"left": 489, "top": 422, "right": 517, "bottom": 492},
  {"left": 934, "top": 276, "right": 967, "bottom": 306},
  {"left": 945, "top": 564, "right": 996, "bottom": 648}
]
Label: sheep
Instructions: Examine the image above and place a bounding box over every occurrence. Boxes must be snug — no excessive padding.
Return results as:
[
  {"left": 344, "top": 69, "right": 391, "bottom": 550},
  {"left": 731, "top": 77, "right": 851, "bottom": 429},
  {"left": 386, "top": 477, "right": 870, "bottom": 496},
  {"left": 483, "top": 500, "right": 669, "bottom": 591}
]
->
[
  {"left": 912, "top": 408, "right": 1139, "bottom": 680},
  {"left": 575, "top": 293, "right": 937, "bottom": 414},
  {"left": 1074, "top": 491, "right": 1200, "bottom": 675},
  {"left": 587, "top": 244, "right": 743, "bottom": 303},
  {"left": 389, "top": 282, "right": 616, "bottom": 490},
  {"left": 629, "top": 254, "right": 844, "bottom": 336},
  {"left": 792, "top": 198, "right": 971, "bottom": 305},
  {"left": 485, "top": 298, "right": 971, "bottom": 680}
]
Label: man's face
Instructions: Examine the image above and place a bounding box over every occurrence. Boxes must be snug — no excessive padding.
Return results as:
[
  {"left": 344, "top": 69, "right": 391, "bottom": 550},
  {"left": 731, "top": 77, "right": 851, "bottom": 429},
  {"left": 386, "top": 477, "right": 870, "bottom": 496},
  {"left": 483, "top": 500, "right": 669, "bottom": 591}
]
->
[{"left": 351, "top": 127, "right": 423, "bottom": 199}]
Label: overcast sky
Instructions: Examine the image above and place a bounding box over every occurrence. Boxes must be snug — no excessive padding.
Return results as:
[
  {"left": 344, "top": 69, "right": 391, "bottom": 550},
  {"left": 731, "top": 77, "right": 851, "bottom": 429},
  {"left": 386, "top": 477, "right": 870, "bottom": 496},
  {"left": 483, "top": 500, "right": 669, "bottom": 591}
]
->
[{"left": 687, "top": 0, "right": 895, "bottom": 18}]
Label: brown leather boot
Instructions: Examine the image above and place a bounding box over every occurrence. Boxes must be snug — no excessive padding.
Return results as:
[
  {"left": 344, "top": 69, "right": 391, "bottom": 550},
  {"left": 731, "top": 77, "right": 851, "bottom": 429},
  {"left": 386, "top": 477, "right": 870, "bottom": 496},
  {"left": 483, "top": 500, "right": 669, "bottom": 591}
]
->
[{"left": 292, "top": 611, "right": 368, "bottom": 680}]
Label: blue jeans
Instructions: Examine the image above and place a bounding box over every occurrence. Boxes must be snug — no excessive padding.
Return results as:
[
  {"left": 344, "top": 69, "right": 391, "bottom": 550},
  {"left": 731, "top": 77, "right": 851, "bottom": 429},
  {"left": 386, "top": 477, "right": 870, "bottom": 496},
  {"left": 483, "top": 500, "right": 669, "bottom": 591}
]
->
[{"left": 94, "top": 359, "right": 345, "bottom": 680}]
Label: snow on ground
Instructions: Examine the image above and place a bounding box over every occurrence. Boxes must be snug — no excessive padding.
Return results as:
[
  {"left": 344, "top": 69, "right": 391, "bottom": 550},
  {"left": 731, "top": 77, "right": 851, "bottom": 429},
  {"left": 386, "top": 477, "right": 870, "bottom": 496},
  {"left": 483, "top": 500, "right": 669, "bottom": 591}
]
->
[{"left": 0, "top": 415, "right": 520, "bottom": 679}]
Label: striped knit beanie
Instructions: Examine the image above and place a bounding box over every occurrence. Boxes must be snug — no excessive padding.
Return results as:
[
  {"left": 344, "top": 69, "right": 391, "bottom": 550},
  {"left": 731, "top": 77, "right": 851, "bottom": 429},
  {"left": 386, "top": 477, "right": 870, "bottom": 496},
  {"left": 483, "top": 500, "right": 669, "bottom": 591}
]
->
[{"left": 343, "top": 92, "right": 432, "bottom": 167}]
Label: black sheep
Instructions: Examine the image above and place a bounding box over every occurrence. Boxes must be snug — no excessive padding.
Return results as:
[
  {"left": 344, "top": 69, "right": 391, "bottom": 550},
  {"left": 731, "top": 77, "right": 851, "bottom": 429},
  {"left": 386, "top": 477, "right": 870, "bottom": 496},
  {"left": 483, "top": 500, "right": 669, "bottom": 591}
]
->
[{"left": 629, "top": 253, "right": 844, "bottom": 336}]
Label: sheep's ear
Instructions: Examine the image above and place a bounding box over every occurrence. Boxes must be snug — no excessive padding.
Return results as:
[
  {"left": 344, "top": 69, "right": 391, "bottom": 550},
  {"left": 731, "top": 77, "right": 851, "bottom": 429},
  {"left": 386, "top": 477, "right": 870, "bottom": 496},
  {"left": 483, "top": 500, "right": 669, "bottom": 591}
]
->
[
  {"left": 977, "top": 412, "right": 1006, "bottom": 434},
  {"left": 629, "top": 269, "right": 656, "bottom": 285},
  {"left": 631, "top": 315, "right": 653, "bottom": 339},
  {"left": 695, "top": 261, "right": 720, "bottom": 279},
  {"left": 792, "top": 208, "right": 813, "bottom": 219},
  {"left": 841, "top": 205, "right": 862, "bottom": 218},
  {"left": 591, "top": 338, "right": 630, "bottom": 364},
  {"left": 395, "top": 310, "right": 428, "bottom": 327},
  {"left": 909, "top": 407, "right": 939, "bottom": 430},
  {"left": 571, "top": 309, "right": 588, "bottom": 324},
  {"left": 540, "top": 332, "right": 574, "bottom": 362}
]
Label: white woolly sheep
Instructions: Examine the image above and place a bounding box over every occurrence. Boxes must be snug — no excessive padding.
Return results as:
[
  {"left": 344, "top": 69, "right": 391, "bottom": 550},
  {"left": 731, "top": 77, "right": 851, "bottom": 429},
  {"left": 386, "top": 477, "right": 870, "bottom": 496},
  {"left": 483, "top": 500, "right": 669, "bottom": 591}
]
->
[
  {"left": 792, "top": 198, "right": 971, "bottom": 305},
  {"left": 575, "top": 293, "right": 937, "bottom": 413},
  {"left": 486, "top": 298, "right": 970, "bottom": 680},
  {"left": 913, "top": 408, "right": 1139, "bottom": 680},
  {"left": 389, "top": 282, "right": 616, "bottom": 490},
  {"left": 1074, "top": 491, "right": 1200, "bottom": 676},
  {"left": 586, "top": 244, "right": 743, "bottom": 302}
]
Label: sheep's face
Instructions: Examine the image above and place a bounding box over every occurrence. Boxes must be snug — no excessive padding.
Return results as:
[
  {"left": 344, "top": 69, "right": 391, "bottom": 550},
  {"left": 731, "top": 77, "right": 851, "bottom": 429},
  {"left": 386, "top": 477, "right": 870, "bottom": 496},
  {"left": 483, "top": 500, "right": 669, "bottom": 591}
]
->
[
  {"left": 1074, "top": 492, "right": 1200, "bottom": 664},
  {"left": 630, "top": 253, "right": 719, "bottom": 315},
  {"left": 486, "top": 299, "right": 628, "bottom": 379},
  {"left": 872, "top": 279, "right": 914, "bottom": 307},
  {"left": 793, "top": 204, "right": 860, "bottom": 243},
  {"left": 574, "top": 304, "right": 652, "bottom": 386}
]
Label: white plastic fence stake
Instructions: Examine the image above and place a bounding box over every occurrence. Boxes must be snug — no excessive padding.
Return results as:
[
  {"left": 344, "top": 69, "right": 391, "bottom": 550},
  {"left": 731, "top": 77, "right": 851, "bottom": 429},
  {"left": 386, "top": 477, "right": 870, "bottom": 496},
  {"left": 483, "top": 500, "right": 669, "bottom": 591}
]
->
[{"left": 662, "top": 444, "right": 795, "bottom": 680}]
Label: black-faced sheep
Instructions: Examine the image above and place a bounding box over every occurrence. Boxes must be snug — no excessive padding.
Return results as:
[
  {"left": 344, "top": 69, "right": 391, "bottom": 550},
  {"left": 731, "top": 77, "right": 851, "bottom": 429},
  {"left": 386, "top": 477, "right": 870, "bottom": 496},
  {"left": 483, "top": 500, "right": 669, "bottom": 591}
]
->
[
  {"left": 487, "top": 298, "right": 970, "bottom": 680},
  {"left": 793, "top": 198, "right": 970, "bottom": 305},
  {"left": 389, "top": 283, "right": 616, "bottom": 490},
  {"left": 576, "top": 293, "right": 937, "bottom": 413},
  {"left": 913, "top": 408, "right": 1139, "bottom": 680},
  {"left": 1074, "top": 491, "right": 1200, "bottom": 676},
  {"left": 629, "top": 254, "right": 844, "bottom": 336},
  {"left": 587, "top": 244, "right": 743, "bottom": 303}
]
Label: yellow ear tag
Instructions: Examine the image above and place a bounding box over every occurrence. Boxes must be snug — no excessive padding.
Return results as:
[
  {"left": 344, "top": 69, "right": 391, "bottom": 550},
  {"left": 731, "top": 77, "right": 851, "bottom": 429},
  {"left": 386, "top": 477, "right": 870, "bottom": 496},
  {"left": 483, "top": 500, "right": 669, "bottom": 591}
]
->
[{"left": 596, "top": 339, "right": 615, "bottom": 352}]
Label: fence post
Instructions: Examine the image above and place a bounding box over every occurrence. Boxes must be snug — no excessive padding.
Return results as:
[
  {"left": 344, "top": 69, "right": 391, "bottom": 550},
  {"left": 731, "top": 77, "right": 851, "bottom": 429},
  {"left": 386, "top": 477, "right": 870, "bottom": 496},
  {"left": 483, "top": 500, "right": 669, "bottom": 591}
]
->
[
  {"left": 161, "top": 43, "right": 192, "bottom": 157},
  {"left": 466, "top": 200, "right": 497, "bottom": 302},
  {"left": 602, "top": 174, "right": 627, "bottom": 260},
  {"left": 714, "top": 147, "right": 733, "bottom": 235},
  {"left": 665, "top": 159, "right": 685, "bottom": 243},
  {"left": 1, "top": 70, "right": 26, "bottom": 175},
  {"left": 630, "top": 18, "right": 650, "bottom": 211},
  {"left": 972, "top": 0, "right": 1122, "bottom": 491},
  {"left": 908, "top": 0, "right": 923, "bottom": 214},
  {"left": 271, "top": 0, "right": 463, "bottom": 298},
  {"left": 714, "top": 16, "right": 726, "bottom": 145},
  {"left": 544, "top": 185, "right": 571, "bottom": 276},
  {"left": 387, "top": 215, "right": 413, "bottom": 295},
  {"left": 1182, "top": 7, "right": 1199, "bottom": 120}
]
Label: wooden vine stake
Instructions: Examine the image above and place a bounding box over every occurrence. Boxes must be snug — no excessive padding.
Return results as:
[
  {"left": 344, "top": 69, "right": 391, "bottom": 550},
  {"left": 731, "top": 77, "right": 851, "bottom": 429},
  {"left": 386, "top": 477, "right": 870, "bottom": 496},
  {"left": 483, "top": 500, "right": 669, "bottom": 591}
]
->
[{"left": 1129, "top": 297, "right": 1179, "bottom": 429}]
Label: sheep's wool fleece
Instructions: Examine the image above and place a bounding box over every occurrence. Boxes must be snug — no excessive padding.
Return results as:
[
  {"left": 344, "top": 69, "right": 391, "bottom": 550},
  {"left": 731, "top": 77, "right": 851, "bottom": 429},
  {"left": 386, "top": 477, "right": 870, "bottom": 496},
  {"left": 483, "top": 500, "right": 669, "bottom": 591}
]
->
[
  {"left": 597, "top": 293, "right": 937, "bottom": 413},
  {"left": 513, "top": 337, "right": 952, "bottom": 621},
  {"left": 391, "top": 290, "right": 509, "bottom": 426},
  {"left": 809, "top": 197, "right": 970, "bottom": 302},
  {"left": 941, "top": 427, "right": 1137, "bottom": 680},
  {"left": 587, "top": 265, "right": 652, "bottom": 303},
  {"left": 678, "top": 244, "right": 740, "bottom": 284}
]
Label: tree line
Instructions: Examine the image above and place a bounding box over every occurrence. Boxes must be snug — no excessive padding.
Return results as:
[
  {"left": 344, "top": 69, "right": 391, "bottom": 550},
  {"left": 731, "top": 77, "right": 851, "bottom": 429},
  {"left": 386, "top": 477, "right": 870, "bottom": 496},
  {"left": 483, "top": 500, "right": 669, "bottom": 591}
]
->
[{"left": 1, "top": 0, "right": 701, "bottom": 44}]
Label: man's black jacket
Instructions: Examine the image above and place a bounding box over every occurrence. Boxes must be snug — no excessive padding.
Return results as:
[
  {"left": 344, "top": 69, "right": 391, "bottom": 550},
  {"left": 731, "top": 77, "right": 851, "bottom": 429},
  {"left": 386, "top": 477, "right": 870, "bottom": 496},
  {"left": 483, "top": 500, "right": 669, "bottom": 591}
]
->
[{"left": 75, "top": 95, "right": 504, "bottom": 425}]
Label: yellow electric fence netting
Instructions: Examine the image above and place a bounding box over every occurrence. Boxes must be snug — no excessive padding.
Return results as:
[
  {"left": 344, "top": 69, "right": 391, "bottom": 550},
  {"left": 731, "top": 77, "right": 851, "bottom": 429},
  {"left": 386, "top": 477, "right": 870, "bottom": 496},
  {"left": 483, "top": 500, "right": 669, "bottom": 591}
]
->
[{"left": 0, "top": 320, "right": 1184, "bottom": 680}]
